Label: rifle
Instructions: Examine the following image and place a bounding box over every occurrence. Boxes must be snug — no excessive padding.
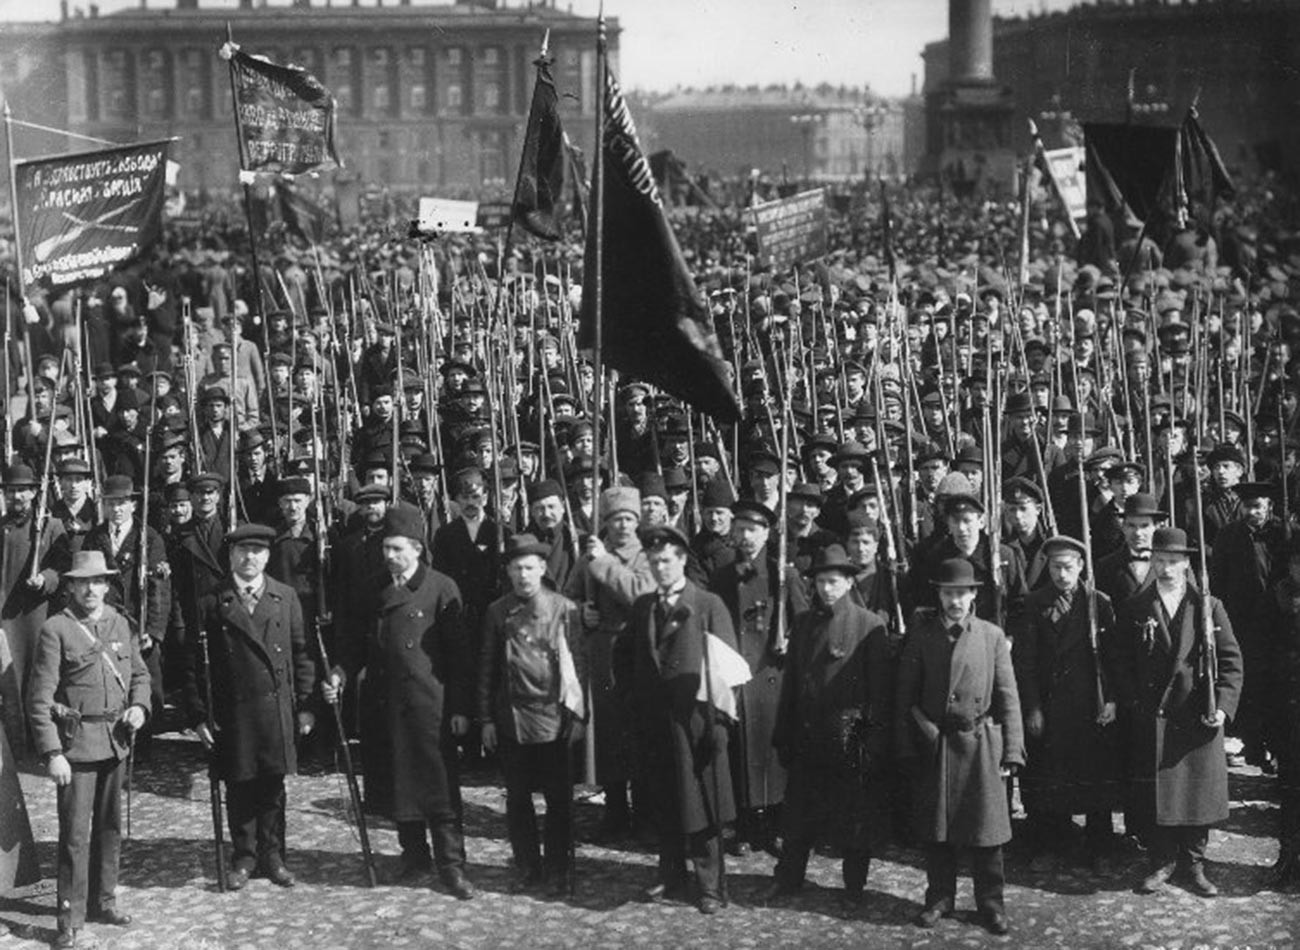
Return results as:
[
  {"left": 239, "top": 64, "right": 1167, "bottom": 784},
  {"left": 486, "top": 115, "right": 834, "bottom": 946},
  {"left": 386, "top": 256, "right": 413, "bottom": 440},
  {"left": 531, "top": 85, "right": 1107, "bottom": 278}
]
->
[
  {"left": 197, "top": 622, "right": 227, "bottom": 892},
  {"left": 699, "top": 621, "right": 727, "bottom": 906},
  {"left": 1190, "top": 457, "right": 1218, "bottom": 725},
  {"left": 871, "top": 456, "right": 908, "bottom": 643},
  {"left": 1077, "top": 455, "right": 1107, "bottom": 718}
]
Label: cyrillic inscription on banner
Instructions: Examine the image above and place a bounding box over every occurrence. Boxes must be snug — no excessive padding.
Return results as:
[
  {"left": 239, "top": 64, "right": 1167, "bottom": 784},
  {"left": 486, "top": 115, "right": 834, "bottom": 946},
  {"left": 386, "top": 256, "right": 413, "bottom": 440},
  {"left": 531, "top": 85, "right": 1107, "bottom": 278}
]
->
[
  {"left": 752, "top": 188, "right": 828, "bottom": 270},
  {"left": 228, "top": 46, "right": 339, "bottom": 174},
  {"left": 1044, "top": 146, "right": 1087, "bottom": 226},
  {"left": 16, "top": 139, "right": 170, "bottom": 289}
]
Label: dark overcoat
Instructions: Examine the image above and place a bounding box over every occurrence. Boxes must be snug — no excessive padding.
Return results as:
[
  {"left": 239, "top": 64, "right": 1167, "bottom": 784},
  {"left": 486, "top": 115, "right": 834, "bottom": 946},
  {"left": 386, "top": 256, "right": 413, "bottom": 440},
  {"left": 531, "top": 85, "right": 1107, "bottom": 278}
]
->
[
  {"left": 343, "top": 563, "right": 471, "bottom": 822},
  {"left": 1, "top": 511, "right": 68, "bottom": 737},
  {"left": 711, "top": 550, "right": 807, "bottom": 809},
  {"left": 615, "top": 581, "right": 737, "bottom": 835},
  {"left": 1013, "top": 585, "right": 1122, "bottom": 815},
  {"left": 772, "top": 595, "right": 893, "bottom": 850},
  {"left": 1112, "top": 584, "right": 1243, "bottom": 826},
  {"left": 895, "top": 610, "right": 1026, "bottom": 847},
  {"left": 184, "top": 576, "right": 315, "bottom": 783}
]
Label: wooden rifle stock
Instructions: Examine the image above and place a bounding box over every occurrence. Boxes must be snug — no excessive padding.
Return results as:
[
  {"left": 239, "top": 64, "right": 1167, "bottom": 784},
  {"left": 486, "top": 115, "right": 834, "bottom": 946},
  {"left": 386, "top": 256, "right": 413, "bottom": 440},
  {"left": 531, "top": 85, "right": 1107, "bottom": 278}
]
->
[
  {"left": 1191, "top": 466, "right": 1218, "bottom": 723},
  {"left": 1077, "top": 456, "right": 1107, "bottom": 717},
  {"left": 198, "top": 624, "right": 227, "bottom": 891}
]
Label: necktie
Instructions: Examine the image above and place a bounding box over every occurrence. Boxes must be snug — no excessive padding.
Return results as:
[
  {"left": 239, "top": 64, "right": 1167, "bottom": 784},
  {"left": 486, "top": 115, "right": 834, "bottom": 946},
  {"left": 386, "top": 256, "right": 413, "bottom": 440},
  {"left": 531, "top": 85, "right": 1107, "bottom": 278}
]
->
[
  {"left": 947, "top": 623, "right": 963, "bottom": 640},
  {"left": 240, "top": 584, "right": 259, "bottom": 614}
]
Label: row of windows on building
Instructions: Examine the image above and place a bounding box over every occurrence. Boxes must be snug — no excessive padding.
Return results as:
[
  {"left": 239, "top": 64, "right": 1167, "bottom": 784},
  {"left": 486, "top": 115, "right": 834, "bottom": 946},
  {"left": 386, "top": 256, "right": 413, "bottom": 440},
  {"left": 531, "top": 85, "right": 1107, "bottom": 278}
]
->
[{"left": 75, "top": 42, "right": 590, "bottom": 124}]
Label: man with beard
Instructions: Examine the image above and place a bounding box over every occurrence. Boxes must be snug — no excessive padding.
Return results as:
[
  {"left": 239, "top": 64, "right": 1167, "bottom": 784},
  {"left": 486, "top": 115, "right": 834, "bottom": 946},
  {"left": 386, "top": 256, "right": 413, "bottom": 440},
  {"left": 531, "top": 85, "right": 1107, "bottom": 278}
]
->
[
  {"left": 325, "top": 507, "right": 475, "bottom": 898},
  {"left": 1210, "top": 481, "right": 1287, "bottom": 772},
  {"left": 762, "top": 544, "right": 892, "bottom": 906},
  {"left": 523, "top": 479, "right": 577, "bottom": 592},
  {"left": 710, "top": 500, "right": 807, "bottom": 855}
]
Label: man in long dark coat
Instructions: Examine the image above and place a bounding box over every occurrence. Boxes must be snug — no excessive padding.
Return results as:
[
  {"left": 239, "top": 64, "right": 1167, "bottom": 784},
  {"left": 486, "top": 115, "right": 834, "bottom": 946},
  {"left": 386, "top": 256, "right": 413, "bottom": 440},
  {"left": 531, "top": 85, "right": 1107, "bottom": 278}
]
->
[
  {"left": 1013, "top": 535, "right": 1122, "bottom": 871},
  {"left": 762, "top": 544, "right": 892, "bottom": 904},
  {"left": 1093, "top": 492, "right": 1165, "bottom": 607},
  {"left": 185, "top": 524, "right": 317, "bottom": 890},
  {"left": 1114, "top": 527, "right": 1243, "bottom": 898},
  {"left": 615, "top": 524, "right": 738, "bottom": 915},
  {"left": 896, "top": 558, "right": 1025, "bottom": 936},
  {"left": 327, "top": 506, "right": 475, "bottom": 899},
  {"left": 1209, "top": 481, "right": 1286, "bottom": 772},
  {"left": 709, "top": 499, "right": 807, "bottom": 854}
]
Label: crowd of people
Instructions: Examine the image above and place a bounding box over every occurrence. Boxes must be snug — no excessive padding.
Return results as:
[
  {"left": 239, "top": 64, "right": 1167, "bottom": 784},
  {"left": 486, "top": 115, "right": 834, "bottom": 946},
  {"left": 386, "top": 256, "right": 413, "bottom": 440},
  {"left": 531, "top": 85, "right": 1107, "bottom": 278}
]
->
[{"left": 1, "top": 163, "right": 1299, "bottom": 948}]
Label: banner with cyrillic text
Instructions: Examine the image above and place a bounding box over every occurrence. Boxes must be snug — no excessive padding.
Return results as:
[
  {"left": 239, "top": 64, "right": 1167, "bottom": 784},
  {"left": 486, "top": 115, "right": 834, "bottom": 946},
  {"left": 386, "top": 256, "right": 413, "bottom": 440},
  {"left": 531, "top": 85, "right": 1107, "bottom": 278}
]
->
[
  {"left": 16, "top": 139, "right": 170, "bottom": 289},
  {"left": 752, "top": 188, "right": 828, "bottom": 270},
  {"left": 226, "top": 44, "right": 340, "bottom": 174}
]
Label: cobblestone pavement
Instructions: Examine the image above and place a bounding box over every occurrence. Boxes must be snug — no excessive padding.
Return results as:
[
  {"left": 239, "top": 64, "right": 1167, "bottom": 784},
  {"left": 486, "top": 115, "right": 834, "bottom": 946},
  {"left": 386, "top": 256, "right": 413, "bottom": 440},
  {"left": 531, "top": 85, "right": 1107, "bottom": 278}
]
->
[{"left": 2, "top": 732, "right": 1297, "bottom": 950}]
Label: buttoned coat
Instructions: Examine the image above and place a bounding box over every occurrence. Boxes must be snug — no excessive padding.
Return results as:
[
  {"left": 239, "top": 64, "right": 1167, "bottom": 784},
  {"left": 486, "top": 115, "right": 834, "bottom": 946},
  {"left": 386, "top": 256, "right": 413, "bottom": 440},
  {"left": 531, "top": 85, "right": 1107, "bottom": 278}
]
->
[
  {"left": 1013, "top": 585, "right": 1122, "bottom": 815},
  {"left": 1094, "top": 546, "right": 1156, "bottom": 609},
  {"left": 615, "top": 581, "right": 738, "bottom": 835},
  {"left": 27, "top": 605, "right": 150, "bottom": 763},
  {"left": 1112, "top": 584, "right": 1243, "bottom": 825},
  {"left": 895, "top": 610, "right": 1025, "bottom": 847},
  {"left": 711, "top": 549, "right": 808, "bottom": 809},
  {"left": 1, "top": 511, "right": 68, "bottom": 736},
  {"left": 184, "top": 576, "right": 315, "bottom": 783},
  {"left": 81, "top": 520, "right": 171, "bottom": 642},
  {"left": 342, "top": 563, "right": 471, "bottom": 822}
]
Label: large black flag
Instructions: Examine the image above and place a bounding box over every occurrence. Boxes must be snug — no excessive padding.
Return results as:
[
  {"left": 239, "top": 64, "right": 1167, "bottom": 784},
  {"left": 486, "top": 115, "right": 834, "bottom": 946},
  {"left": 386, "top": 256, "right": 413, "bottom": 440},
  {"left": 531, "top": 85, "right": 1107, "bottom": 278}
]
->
[
  {"left": 225, "top": 43, "right": 340, "bottom": 174},
  {"left": 512, "top": 52, "right": 566, "bottom": 241},
  {"left": 578, "top": 62, "right": 740, "bottom": 424}
]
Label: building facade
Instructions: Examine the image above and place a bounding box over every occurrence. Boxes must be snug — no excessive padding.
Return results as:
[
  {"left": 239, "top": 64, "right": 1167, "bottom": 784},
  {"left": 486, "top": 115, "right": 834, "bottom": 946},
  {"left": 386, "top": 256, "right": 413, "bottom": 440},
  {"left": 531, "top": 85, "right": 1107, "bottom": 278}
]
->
[
  {"left": 922, "top": 0, "right": 1300, "bottom": 176},
  {"left": 641, "top": 86, "right": 912, "bottom": 184},
  {"left": 0, "top": 0, "right": 615, "bottom": 196}
]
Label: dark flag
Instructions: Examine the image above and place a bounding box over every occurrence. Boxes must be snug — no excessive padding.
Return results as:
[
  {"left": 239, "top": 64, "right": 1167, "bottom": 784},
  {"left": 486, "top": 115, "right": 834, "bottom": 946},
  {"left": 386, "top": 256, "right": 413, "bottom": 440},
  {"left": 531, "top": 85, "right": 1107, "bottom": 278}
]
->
[
  {"left": 277, "top": 179, "right": 328, "bottom": 244},
  {"left": 577, "top": 61, "right": 740, "bottom": 424},
  {"left": 1177, "top": 106, "right": 1235, "bottom": 221},
  {"left": 224, "top": 42, "right": 340, "bottom": 174},
  {"left": 512, "top": 51, "right": 566, "bottom": 241},
  {"left": 14, "top": 139, "right": 170, "bottom": 289},
  {"left": 562, "top": 132, "right": 589, "bottom": 233}
]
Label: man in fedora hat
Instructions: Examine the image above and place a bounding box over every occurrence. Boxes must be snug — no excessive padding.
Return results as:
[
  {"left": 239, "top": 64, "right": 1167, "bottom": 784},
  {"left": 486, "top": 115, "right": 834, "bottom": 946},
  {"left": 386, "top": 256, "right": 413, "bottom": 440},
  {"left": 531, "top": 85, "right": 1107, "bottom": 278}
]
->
[
  {"left": 82, "top": 476, "right": 171, "bottom": 759},
  {"left": 51, "top": 459, "right": 97, "bottom": 558},
  {"left": 564, "top": 485, "right": 655, "bottom": 840},
  {"left": 762, "top": 543, "right": 891, "bottom": 906},
  {"left": 897, "top": 558, "right": 1025, "bottom": 936},
  {"left": 2, "top": 462, "right": 69, "bottom": 747},
  {"left": 186, "top": 523, "right": 317, "bottom": 891},
  {"left": 477, "top": 534, "right": 585, "bottom": 895},
  {"left": 1013, "top": 535, "right": 1123, "bottom": 873},
  {"left": 710, "top": 499, "right": 808, "bottom": 856},
  {"left": 236, "top": 429, "right": 277, "bottom": 526},
  {"left": 27, "top": 550, "right": 150, "bottom": 948},
  {"left": 1210, "top": 481, "right": 1286, "bottom": 773},
  {"left": 1114, "top": 527, "right": 1242, "bottom": 898},
  {"left": 1094, "top": 493, "right": 1168, "bottom": 607},
  {"left": 326, "top": 506, "right": 475, "bottom": 899}
]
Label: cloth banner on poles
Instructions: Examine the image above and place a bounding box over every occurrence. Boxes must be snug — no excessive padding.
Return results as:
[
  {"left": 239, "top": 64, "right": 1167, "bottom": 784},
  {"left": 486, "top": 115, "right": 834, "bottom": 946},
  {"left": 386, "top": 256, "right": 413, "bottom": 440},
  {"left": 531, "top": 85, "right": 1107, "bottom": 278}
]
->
[
  {"left": 15, "top": 139, "right": 170, "bottom": 289},
  {"left": 224, "top": 43, "right": 340, "bottom": 174}
]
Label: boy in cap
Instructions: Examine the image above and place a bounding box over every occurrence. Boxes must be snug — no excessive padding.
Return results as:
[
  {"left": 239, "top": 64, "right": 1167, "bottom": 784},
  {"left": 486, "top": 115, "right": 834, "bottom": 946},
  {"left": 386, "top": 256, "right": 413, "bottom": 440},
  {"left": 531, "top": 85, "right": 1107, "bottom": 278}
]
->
[
  {"left": 763, "top": 544, "right": 891, "bottom": 906},
  {"left": 896, "top": 559, "right": 1025, "bottom": 935},
  {"left": 187, "top": 523, "right": 317, "bottom": 891},
  {"left": 477, "top": 534, "right": 586, "bottom": 895},
  {"left": 28, "top": 550, "right": 150, "bottom": 948},
  {"left": 1013, "top": 536, "right": 1122, "bottom": 872}
]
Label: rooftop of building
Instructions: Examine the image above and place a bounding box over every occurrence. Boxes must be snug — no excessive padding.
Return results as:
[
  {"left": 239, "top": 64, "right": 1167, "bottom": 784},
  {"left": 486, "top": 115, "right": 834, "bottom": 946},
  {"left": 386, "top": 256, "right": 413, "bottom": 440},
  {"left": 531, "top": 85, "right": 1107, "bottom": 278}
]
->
[{"left": 650, "top": 83, "right": 899, "bottom": 114}]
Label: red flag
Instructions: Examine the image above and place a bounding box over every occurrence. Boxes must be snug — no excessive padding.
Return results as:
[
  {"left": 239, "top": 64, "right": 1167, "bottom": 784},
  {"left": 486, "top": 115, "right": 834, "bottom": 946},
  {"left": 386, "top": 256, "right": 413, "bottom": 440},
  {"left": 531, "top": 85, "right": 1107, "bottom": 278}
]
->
[{"left": 512, "top": 52, "right": 566, "bottom": 241}]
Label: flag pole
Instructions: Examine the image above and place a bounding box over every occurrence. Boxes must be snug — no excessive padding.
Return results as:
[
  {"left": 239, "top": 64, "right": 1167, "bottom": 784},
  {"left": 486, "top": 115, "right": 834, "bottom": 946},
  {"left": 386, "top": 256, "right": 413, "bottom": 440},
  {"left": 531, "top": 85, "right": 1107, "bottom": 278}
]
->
[
  {"left": 3, "top": 101, "right": 39, "bottom": 432},
  {"left": 590, "top": 10, "right": 607, "bottom": 532},
  {"left": 224, "top": 23, "right": 275, "bottom": 468}
]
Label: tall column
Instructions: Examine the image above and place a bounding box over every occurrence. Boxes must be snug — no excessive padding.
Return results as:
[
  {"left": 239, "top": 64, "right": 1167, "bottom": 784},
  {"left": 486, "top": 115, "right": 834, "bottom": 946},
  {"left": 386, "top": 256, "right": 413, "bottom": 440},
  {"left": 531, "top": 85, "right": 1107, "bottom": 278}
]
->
[{"left": 949, "top": 0, "right": 993, "bottom": 83}]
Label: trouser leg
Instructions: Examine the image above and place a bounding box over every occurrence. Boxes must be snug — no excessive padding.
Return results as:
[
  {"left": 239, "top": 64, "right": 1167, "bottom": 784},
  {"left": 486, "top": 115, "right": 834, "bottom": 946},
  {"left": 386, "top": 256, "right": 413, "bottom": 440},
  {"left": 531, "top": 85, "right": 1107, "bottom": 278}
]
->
[
  {"left": 923, "top": 843, "right": 958, "bottom": 911},
  {"left": 255, "top": 775, "right": 287, "bottom": 870},
  {"left": 540, "top": 741, "right": 572, "bottom": 877},
  {"left": 88, "top": 758, "right": 125, "bottom": 913},
  {"left": 56, "top": 764, "right": 98, "bottom": 932},
  {"left": 396, "top": 821, "right": 432, "bottom": 867},
  {"left": 971, "top": 845, "right": 1006, "bottom": 916},
  {"left": 225, "top": 778, "right": 260, "bottom": 872},
  {"left": 1175, "top": 825, "right": 1209, "bottom": 871},
  {"left": 843, "top": 850, "right": 871, "bottom": 892},
  {"left": 501, "top": 739, "right": 541, "bottom": 872},
  {"left": 1085, "top": 809, "right": 1115, "bottom": 853},
  {"left": 429, "top": 813, "right": 467, "bottom": 880},
  {"left": 689, "top": 829, "right": 722, "bottom": 901}
]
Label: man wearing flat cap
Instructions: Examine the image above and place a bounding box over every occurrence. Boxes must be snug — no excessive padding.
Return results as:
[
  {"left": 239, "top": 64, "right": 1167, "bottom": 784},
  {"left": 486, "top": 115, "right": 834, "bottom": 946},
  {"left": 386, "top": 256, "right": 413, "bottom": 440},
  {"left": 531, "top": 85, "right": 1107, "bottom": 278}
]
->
[
  {"left": 563, "top": 485, "right": 655, "bottom": 840},
  {"left": 477, "top": 534, "right": 586, "bottom": 894},
  {"left": 196, "top": 387, "right": 234, "bottom": 483},
  {"left": 185, "top": 523, "right": 317, "bottom": 891},
  {"left": 614, "top": 524, "right": 739, "bottom": 915},
  {"left": 712, "top": 498, "right": 809, "bottom": 853},
  {"left": 1013, "top": 536, "right": 1122, "bottom": 872},
  {"left": 1210, "top": 481, "right": 1286, "bottom": 772},
  {"left": 1114, "top": 528, "right": 1242, "bottom": 898},
  {"left": 327, "top": 506, "right": 475, "bottom": 899},
  {"left": 896, "top": 559, "right": 1024, "bottom": 936},
  {"left": 1188, "top": 445, "right": 1246, "bottom": 549},
  {"left": 762, "top": 544, "right": 891, "bottom": 906},
  {"left": 27, "top": 550, "right": 150, "bottom": 949}
]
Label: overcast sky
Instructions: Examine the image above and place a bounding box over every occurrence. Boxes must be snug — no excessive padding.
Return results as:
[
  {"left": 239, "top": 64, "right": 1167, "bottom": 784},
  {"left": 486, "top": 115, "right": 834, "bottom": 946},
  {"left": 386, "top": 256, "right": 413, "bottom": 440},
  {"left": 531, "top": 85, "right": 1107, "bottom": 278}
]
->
[{"left": 0, "top": 0, "right": 1082, "bottom": 97}]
